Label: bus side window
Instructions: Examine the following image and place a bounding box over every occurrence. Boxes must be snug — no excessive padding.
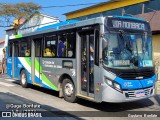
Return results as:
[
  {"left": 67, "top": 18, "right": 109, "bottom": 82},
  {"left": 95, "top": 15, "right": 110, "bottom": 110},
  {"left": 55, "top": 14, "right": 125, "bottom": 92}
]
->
[
  {"left": 67, "top": 32, "right": 76, "bottom": 58},
  {"left": 19, "top": 39, "right": 31, "bottom": 57},
  {"left": 43, "top": 35, "right": 57, "bottom": 57},
  {"left": 14, "top": 41, "right": 19, "bottom": 57},
  {"left": 57, "top": 31, "right": 76, "bottom": 58},
  {"left": 8, "top": 41, "right": 12, "bottom": 57}
]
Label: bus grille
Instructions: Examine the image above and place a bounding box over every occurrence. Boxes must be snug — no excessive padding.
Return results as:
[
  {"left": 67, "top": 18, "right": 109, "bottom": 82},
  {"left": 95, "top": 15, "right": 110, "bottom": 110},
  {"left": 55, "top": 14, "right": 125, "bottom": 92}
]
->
[
  {"left": 118, "top": 71, "right": 154, "bottom": 80},
  {"left": 125, "top": 87, "right": 153, "bottom": 98}
]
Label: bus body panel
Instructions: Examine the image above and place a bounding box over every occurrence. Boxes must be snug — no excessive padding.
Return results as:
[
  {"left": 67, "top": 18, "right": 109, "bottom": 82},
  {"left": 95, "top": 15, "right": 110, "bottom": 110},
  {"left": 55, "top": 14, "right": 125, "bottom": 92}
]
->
[
  {"left": 7, "top": 57, "right": 12, "bottom": 77},
  {"left": 115, "top": 75, "right": 156, "bottom": 90},
  {"left": 102, "top": 84, "right": 155, "bottom": 103},
  {"left": 14, "top": 57, "right": 19, "bottom": 78},
  {"left": 101, "top": 68, "right": 156, "bottom": 102},
  {"left": 93, "top": 65, "right": 103, "bottom": 102},
  {"left": 41, "top": 58, "right": 77, "bottom": 91},
  {"left": 17, "top": 57, "right": 32, "bottom": 84}
]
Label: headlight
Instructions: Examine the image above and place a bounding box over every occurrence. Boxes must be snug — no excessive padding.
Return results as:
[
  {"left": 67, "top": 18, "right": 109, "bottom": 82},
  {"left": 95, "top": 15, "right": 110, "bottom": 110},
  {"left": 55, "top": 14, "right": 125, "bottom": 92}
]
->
[
  {"left": 114, "top": 83, "right": 121, "bottom": 91},
  {"left": 105, "top": 79, "right": 113, "bottom": 86},
  {"left": 105, "top": 77, "right": 122, "bottom": 93}
]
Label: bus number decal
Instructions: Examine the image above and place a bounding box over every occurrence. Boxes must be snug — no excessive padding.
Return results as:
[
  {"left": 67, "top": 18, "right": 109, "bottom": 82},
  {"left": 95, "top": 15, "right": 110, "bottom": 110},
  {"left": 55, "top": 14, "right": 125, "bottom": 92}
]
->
[{"left": 70, "top": 69, "right": 75, "bottom": 76}]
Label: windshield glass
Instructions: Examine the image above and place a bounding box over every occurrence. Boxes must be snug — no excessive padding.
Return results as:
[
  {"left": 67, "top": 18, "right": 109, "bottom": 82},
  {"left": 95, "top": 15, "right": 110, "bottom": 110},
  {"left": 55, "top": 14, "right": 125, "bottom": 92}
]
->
[{"left": 102, "top": 31, "right": 152, "bottom": 69}]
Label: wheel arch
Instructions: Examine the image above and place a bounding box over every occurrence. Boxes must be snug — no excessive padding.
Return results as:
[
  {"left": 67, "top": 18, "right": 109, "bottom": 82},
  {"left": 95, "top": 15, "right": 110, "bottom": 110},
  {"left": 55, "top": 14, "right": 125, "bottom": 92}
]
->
[
  {"left": 19, "top": 68, "right": 26, "bottom": 75},
  {"left": 58, "top": 73, "right": 75, "bottom": 97}
]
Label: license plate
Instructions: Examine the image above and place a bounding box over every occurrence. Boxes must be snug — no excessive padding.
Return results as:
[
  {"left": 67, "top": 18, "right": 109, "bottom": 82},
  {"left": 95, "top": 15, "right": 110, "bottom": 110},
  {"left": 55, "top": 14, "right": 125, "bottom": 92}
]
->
[{"left": 135, "top": 90, "right": 145, "bottom": 97}]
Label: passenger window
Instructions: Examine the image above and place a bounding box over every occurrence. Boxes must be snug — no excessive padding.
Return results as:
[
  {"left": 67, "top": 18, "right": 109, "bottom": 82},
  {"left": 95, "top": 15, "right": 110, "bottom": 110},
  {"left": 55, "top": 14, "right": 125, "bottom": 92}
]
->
[
  {"left": 43, "top": 35, "right": 57, "bottom": 57},
  {"left": 8, "top": 41, "right": 12, "bottom": 57},
  {"left": 57, "top": 31, "right": 76, "bottom": 58},
  {"left": 19, "top": 39, "right": 31, "bottom": 57},
  {"left": 14, "top": 42, "right": 19, "bottom": 57}
]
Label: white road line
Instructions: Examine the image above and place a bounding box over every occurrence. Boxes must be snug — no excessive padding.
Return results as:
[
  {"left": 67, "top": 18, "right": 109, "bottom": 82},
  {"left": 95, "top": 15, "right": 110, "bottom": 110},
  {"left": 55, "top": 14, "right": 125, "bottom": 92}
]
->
[
  {"left": 0, "top": 82, "right": 15, "bottom": 87},
  {"left": 5, "top": 79, "right": 16, "bottom": 82}
]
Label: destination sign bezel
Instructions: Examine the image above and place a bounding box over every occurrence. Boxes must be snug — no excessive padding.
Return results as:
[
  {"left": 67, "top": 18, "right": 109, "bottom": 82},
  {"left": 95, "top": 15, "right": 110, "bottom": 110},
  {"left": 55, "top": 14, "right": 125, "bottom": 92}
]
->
[{"left": 105, "top": 18, "right": 150, "bottom": 32}]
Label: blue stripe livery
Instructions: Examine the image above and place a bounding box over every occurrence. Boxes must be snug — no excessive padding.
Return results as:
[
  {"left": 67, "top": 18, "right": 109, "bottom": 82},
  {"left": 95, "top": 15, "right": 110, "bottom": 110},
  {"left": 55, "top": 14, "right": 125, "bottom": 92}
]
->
[
  {"left": 115, "top": 75, "right": 156, "bottom": 90},
  {"left": 37, "top": 20, "right": 79, "bottom": 31}
]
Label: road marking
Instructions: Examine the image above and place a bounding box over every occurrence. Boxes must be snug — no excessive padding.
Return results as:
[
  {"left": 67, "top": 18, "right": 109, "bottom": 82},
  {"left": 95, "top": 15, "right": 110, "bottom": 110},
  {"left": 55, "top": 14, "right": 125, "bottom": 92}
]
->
[
  {"left": 5, "top": 79, "right": 16, "bottom": 82},
  {"left": 0, "top": 82, "right": 15, "bottom": 87},
  {"left": 0, "top": 77, "right": 10, "bottom": 79}
]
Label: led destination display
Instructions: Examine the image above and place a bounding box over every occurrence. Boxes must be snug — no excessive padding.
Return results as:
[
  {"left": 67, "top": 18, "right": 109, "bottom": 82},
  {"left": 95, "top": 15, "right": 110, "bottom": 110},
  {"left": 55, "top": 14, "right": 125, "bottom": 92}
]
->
[
  {"left": 112, "top": 20, "right": 145, "bottom": 30},
  {"left": 106, "top": 17, "right": 150, "bottom": 32}
]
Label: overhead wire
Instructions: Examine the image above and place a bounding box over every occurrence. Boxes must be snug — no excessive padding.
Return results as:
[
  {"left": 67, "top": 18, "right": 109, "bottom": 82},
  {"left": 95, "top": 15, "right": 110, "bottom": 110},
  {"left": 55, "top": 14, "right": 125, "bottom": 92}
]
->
[{"left": 41, "top": 2, "right": 105, "bottom": 8}]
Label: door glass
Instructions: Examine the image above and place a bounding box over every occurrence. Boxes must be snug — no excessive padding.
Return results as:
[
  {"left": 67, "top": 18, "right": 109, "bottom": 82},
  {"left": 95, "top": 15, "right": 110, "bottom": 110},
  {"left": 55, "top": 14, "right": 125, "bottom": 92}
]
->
[
  {"left": 89, "top": 33, "right": 94, "bottom": 93},
  {"left": 14, "top": 42, "right": 19, "bottom": 78},
  {"left": 81, "top": 34, "right": 87, "bottom": 91},
  {"left": 14, "top": 42, "right": 19, "bottom": 57},
  {"left": 81, "top": 31, "right": 95, "bottom": 94},
  {"left": 35, "top": 40, "right": 41, "bottom": 57},
  {"left": 34, "top": 39, "right": 42, "bottom": 84}
]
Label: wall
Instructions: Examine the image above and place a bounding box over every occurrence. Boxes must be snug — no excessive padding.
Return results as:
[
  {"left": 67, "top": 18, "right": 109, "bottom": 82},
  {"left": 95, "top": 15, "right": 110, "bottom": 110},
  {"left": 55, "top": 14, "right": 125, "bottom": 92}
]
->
[
  {"left": 5, "top": 29, "right": 16, "bottom": 47},
  {"left": 0, "top": 42, "right": 5, "bottom": 64},
  {"left": 152, "top": 34, "right": 160, "bottom": 65},
  {"left": 18, "top": 14, "right": 60, "bottom": 35},
  {"left": 66, "top": 0, "right": 148, "bottom": 20}
]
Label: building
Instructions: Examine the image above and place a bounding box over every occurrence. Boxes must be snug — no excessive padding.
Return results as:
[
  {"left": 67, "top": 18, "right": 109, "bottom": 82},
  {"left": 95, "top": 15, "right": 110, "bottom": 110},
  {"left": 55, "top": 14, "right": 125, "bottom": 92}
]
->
[
  {"left": 0, "top": 40, "right": 5, "bottom": 73},
  {"left": 5, "top": 18, "right": 26, "bottom": 48},
  {"left": 0, "top": 40, "right": 5, "bottom": 62},
  {"left": 17, "top": 13, "right": 60, "bottom": 35},
  {"left": 64, "top": 0, "right": 160, "bottom": 76},
  {"left": 5, "top": 13, "right": 60, "bottom": 47}
]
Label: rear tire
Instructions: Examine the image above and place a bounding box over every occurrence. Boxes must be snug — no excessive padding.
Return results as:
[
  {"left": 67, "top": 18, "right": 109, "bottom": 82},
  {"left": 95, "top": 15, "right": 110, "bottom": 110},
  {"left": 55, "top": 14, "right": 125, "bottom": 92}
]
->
[
  {"left": 20, "top": 70, "right": 28, "bottom": 88},
  {"left": 62, "top": 78, "right": 77, "bottom": 103}
]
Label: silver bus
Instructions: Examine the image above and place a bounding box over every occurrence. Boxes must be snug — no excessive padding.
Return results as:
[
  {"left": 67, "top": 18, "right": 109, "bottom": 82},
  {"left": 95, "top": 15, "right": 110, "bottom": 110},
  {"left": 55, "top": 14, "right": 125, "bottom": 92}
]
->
[{"left": 7, "top": 16, "right": 156, "bottom": 103}]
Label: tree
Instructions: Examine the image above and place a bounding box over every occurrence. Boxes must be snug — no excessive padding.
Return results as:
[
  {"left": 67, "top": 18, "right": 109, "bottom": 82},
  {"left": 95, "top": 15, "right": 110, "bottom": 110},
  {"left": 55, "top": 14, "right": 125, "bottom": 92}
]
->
[{"left": 0, "top": 2, "right": 41, "bottom": 32}]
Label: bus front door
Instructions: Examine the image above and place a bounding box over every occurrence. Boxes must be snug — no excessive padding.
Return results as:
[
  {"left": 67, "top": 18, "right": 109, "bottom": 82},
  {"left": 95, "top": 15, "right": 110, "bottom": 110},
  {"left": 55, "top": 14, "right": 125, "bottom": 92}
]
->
[
  {"left": 32, "top": 38, "right": 42, "bottom": 85},
  {"left": 80, "top": 31, "right": 95, "bottom": 97}
]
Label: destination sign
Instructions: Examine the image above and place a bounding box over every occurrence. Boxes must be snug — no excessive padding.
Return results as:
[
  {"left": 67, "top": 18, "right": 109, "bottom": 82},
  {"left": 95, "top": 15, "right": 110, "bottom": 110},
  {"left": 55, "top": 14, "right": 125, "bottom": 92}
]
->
[
  {"left": 112, "top": 20, "right": 145, "bottom": 30},
  {"left": 105, "top": 17, "right": 150, "bottom": 32}
]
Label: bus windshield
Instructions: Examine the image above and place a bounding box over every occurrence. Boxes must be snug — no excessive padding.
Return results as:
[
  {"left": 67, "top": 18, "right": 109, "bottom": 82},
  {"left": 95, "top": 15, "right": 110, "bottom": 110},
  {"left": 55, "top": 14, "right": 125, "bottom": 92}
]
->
[{"left": 102, "top": 31, "right": 152, "bottom": 69}]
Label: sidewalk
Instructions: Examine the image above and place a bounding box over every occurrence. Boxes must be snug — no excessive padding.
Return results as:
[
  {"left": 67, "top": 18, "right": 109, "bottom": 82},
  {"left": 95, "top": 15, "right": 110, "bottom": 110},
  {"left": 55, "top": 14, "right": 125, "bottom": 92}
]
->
[
  {"left": 0, "top": 73, "right": 10, "bottom": 79},
  {"left": 155, "top": 81, "right": 160, "bottom": 106},
  {"left": 156, "top": 81, "right": 160, "bottom": 95}
]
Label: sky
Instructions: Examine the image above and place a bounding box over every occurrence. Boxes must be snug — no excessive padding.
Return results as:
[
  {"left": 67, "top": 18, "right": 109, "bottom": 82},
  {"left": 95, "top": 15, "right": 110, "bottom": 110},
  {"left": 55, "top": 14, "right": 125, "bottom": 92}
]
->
[{"left": 0, "top": 0, "right": 107, "bottom": 40}]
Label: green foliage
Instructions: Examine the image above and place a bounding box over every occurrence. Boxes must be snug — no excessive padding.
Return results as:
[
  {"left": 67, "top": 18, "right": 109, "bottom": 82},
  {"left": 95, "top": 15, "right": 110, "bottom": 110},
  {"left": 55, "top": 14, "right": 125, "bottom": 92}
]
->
[{"left": 0, "top": 2, "right": 41, "bottom": 28}]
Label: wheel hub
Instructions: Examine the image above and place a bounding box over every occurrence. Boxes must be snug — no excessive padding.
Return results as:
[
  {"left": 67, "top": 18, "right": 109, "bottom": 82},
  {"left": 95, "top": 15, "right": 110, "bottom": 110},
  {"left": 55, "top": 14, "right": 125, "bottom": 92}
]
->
[
  {"left": 21, "top": 74, "right": 26, "bottom": 85},
  {"left": 64, "top": 83, "right": 73, "bottom": 96}
]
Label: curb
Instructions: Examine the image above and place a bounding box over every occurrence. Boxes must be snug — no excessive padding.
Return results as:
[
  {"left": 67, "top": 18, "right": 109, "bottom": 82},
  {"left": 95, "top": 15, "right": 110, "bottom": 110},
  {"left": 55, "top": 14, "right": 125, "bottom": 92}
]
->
[{"left": 154, "top": 95, "right": 160, "bottom": 105}]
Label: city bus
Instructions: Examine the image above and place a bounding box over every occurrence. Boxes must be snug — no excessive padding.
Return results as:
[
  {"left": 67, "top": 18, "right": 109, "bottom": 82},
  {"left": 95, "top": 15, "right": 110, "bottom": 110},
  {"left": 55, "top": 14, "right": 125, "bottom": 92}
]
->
[{"left": 7, "top": 16, "right": 156, "bottom": 103}]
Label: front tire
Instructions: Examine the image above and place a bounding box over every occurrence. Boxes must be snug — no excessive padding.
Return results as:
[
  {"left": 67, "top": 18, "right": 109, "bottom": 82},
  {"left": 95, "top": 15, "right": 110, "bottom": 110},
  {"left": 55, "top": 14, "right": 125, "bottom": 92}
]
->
[
  {"left": 20, "top": 70, "right": 29, "bottom": 88},
  {"left": 62, "top": 78, "right": 77, "bottom": 103}
]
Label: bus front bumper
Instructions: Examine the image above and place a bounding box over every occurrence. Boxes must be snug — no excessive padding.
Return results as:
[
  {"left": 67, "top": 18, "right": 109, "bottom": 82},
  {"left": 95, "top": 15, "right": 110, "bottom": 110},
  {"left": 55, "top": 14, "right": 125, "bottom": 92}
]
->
[{"left": 102, "top": 85, "right": 155, "bottom": 103}]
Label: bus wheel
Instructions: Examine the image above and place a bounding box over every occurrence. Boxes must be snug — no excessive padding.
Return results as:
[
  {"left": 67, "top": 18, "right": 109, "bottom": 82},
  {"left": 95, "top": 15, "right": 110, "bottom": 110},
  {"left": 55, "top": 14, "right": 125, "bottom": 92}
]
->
[
  {"left": 62, "top": 78, "right": 77, "bottom": 103},
  {"left": 20, "top": 70, "right": 28, "bottom": 88}
]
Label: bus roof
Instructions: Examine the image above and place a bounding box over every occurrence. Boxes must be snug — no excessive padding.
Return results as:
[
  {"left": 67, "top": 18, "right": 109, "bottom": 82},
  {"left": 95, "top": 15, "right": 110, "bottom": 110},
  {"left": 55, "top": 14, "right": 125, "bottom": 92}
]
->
[
  {"left": 9, "top": 16, "right": 147, "bottom": 40},
  {"left": 37, "top": 20, "right": 79, "bottom": 31},
  {"left": 112, "top": 15, "right": 145, "bottom": 22},
  {"left": 37, "top": 16, "right": 146, "bottom": 32},
  {"left": 10, "top": 17, "right": 104, "bottom": 39}
]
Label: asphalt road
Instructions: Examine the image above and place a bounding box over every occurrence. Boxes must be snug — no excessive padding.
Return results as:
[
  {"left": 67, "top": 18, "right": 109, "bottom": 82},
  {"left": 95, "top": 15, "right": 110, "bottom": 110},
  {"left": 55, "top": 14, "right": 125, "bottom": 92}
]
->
[{"left": 0, "top": 74, "right": 160, "bottom": 120}]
